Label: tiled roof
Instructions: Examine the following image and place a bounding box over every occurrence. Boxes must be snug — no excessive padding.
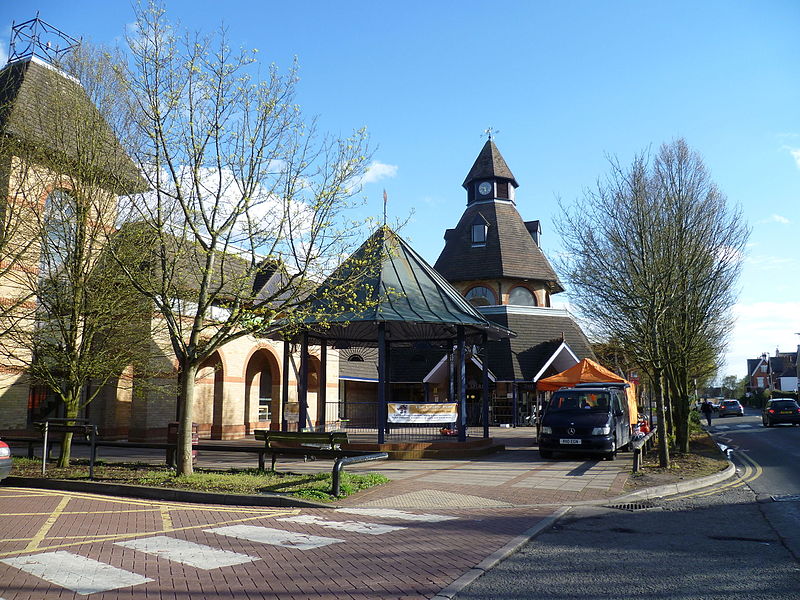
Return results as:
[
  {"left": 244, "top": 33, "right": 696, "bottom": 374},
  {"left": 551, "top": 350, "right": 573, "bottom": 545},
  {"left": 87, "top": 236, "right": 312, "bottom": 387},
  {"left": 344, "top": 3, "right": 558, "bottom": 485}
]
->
[
  {"left": 482, "top": 308, "right": 595, "bottom": 381},
  {"left": 462, "top": 139, "right": 518, "bottom": 188},
  {"left": 433, "top": 200, "right": 564, "bottom": 290},
  {"left": 0, "top": 57, "right": 145, "bottom": 194}
]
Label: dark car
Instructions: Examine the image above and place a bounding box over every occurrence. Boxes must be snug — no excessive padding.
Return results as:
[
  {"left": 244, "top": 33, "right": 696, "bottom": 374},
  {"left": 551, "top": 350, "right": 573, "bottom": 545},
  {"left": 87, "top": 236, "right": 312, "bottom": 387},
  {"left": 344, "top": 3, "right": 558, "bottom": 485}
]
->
[
  {"left": 718, "top": 399, "right": 744, "bottom": 417},
  {"left": 538, "top": 384, "right": 631, "bottom": 461},
  {"left": 0, "top": 439, "right": 11, "bottom": 481},
  {"left": 762, "top": 399, "right": 800, "bottom": 427}
]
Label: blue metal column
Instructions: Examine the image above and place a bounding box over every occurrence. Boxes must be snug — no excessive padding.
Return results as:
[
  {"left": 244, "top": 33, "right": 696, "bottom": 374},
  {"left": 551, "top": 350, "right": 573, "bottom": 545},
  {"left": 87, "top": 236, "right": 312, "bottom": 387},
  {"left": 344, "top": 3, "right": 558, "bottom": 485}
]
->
[
  {"left": 281, "top": 338, "right": 290, "bottom": 432},
  {"left": 298, "top": 333, "right": 309, "bottom": 431},
  {"left": 482, "top": 332, "right": 490, "bottom": 439},
  {"left": 377, "top": 322, "right": 387, "bottom": 445},
  {"left": 457, "top": 326, "right": 467, "bottom": 442},
  {"left": 319, "top": 338, "right": 327, "bottom": 432}
]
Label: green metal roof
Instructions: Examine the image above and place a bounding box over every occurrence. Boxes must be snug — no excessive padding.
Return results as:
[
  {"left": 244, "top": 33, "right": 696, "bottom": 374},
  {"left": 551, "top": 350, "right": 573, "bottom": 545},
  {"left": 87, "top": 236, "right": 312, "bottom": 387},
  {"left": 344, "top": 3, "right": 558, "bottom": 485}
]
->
[{"left": 295, "top": 226, "right": 515, "bottom": 345}]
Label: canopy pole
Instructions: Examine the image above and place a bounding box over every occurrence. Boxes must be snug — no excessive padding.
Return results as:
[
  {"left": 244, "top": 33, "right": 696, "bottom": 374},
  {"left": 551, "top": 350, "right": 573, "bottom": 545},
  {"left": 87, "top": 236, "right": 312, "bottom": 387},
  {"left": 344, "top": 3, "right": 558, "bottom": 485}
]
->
[
  {"left": 482, "top": 332, "right": 490, "bottom": 439},
  {"left": 281, "top": 339, "right": 290, "bottom": 432},
  {"left": 299, "top": 332, "right": 309, "bottom": 431},
  {"left": 457, "top": 326, "right": 467, "bottom": 442},
  {"left": 377, "top": 322, "right": 387, "bottom": 445},
  {"left": 319, "top": 338, "right": 327, "bottom": 432}
]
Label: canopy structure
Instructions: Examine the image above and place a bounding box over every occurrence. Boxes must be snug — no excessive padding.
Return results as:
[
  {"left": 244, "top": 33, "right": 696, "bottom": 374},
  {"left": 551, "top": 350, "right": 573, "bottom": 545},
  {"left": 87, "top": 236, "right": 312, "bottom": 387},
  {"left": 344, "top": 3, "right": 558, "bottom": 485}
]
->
[
  {"left": 537, "top": 358, "right": 637, "bottom": 425},
  {"left": 279, "top": 226, "right": 515, "bottom": 442},
  {"left": 294, "top": 226, "right": 515, "bottom": 346}
]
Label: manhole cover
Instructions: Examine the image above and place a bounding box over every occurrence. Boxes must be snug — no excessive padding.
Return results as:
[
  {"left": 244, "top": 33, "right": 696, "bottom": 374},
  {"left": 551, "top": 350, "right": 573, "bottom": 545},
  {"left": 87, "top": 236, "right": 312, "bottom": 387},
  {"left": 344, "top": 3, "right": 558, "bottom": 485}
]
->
[
  {"left": 605, "top": 500, "right": 658, "bottom": 512},
  {"left": 771, "top": 494, "right": 800, "bottom": 502}
]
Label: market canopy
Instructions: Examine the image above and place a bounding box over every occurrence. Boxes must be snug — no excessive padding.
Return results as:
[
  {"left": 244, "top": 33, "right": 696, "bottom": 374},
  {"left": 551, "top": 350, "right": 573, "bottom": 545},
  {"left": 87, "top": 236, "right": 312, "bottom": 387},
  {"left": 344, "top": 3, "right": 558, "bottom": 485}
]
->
[
  {"left": 537, "top": 358, "right": 638, "bottom": 425},
  {"left": 536, "top": 358, "right": 625, "bottom": 391}
]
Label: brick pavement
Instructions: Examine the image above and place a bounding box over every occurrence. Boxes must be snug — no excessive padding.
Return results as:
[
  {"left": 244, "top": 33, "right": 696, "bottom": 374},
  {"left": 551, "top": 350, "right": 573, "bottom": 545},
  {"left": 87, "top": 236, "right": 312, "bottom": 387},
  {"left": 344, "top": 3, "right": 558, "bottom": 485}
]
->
[
  {"left": 0, "top": 427, "right": 640, "bottom": 599},
  {"left": 0, "top": 487, "right": 554, "bottom": 599}
]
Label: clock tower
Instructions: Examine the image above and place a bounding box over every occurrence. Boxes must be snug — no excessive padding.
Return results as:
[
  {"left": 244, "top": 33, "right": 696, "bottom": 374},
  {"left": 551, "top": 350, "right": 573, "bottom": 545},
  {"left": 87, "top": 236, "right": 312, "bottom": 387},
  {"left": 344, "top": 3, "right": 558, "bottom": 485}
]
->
[{"left": 463, "top": 139, "right": 519, "bottom": 205}]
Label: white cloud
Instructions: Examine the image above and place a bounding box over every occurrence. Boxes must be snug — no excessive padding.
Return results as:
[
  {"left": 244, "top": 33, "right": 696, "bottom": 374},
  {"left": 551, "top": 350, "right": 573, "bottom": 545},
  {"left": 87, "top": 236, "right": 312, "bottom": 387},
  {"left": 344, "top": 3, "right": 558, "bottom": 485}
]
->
[
  {"left": 757, "top": 214, "right": 791, "bottom": 225},
  {"left": 787, "top": 147, "right": 800, "bottom": 168},
  {"left": 361, "top": 161, "right": 398, "bottom": 184},
  {"left": 745, "top": 254, "right": 797, "bottom": 270}
]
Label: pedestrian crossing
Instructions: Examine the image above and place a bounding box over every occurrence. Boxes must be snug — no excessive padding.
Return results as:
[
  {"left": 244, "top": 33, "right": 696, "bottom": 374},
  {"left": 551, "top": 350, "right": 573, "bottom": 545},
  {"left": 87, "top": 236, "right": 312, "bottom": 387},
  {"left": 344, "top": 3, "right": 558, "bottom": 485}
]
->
[
  {"left": 711, "top": 423, "right": 761, "bottom": 430},
  {"left": 0, "top": 508, "right": 454, "bottom": 596}
]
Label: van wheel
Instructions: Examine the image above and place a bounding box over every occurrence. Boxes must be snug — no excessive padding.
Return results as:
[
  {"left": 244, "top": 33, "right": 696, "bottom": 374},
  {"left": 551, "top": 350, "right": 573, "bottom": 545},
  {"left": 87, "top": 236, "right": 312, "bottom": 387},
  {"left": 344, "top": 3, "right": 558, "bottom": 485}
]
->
[
  {"left": 604, "top": 439, "right": 617, "bottom": 461},
  {"left": 539, "top": 450, "right": 553, "bottom": 459}
]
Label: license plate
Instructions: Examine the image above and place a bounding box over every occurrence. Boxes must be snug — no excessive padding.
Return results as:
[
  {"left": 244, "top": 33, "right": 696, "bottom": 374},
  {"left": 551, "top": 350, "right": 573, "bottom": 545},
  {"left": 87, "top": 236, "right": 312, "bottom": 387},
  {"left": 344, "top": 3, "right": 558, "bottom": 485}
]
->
[
  {"left": 780, "top": 411, "right": 792, "bottom": 415},
  {"left": 560, "top": 438, "right": 581, "bottom": 445}
]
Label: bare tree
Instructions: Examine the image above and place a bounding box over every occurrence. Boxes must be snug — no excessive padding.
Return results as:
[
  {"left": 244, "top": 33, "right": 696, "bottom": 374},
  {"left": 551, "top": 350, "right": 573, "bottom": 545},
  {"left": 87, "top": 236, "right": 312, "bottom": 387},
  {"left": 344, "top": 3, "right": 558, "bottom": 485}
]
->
[
  {"left": 109, "top": 3, "right": 379, "bottom": 475},
  {"left": 558, "top": 139, "right": 748, "bottom": 464}
]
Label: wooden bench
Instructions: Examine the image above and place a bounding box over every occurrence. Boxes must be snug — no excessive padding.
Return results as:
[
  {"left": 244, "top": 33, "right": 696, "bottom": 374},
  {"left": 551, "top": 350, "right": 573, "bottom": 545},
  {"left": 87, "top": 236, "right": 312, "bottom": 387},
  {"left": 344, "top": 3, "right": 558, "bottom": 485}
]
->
[
  {"left": 253, "top": 430, "right": 388, "bottom": 496},
  {"left": 253, "top": 430, "right": 349, "bottom": 471}
]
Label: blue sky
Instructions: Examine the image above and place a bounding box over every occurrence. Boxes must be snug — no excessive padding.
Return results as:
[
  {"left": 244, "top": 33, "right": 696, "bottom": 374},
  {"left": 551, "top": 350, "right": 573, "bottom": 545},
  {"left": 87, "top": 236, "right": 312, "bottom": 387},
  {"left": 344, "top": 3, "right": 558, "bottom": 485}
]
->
[{"left": 2, "top": 1, "right": 799, "bottom": 381}]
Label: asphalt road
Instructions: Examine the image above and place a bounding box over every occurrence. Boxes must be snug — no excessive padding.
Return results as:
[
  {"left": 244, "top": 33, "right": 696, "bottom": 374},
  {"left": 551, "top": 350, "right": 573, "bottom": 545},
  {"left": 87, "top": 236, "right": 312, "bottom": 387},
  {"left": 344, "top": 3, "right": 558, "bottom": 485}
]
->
[{"left": 455, "top": 407, "right": 800, "bottom": 600}]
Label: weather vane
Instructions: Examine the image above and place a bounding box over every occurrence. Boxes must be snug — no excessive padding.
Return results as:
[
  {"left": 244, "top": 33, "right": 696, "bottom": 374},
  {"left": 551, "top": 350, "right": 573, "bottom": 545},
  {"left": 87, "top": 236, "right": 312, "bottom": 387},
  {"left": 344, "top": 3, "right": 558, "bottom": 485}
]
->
[
  {"left": 8, "top": 13, "right": 81, "bottom": 65},
  {"left": 482, "top": 127, "right": 500, "bottom": 141}
]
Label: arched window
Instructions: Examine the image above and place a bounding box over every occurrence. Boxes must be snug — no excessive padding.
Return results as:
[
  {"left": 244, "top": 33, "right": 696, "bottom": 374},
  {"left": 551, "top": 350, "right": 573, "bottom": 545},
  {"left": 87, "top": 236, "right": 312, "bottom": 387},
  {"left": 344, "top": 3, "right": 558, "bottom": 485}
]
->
[
  {"left": 41, "top": 189, "right": 78, "bottom": 275},
  {"left": 508, "top": 286, "right": 536, "bottom": 307},
  {"left": 347, "top": 354, "right": 364, "bottom": 362},
  {"left": 465, "top": 286, "right": 495, "bottom": 307}
]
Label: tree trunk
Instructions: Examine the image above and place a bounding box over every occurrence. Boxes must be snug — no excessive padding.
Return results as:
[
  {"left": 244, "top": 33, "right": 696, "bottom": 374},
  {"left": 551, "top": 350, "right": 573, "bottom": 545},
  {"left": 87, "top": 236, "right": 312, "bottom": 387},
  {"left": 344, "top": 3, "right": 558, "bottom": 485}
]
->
[
  {"left": 177, "top": 361, "right": 198, "bottom": 476},
  {"left": 56, "top": 394, "right": 80, "bottom": 468},
  {"left": 654, "top": 369, "right": 670, "bottom": 468}
]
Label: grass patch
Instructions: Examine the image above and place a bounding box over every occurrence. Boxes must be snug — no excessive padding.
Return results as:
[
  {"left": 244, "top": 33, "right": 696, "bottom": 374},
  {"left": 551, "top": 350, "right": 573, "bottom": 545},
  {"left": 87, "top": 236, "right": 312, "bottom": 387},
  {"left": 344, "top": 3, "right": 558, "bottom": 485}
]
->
[
  {"left": 10, "top": 457, "right": 388, "bottom": 502},
  {"left": 624, "top": 430, "right": 728, "bottom": 492}
]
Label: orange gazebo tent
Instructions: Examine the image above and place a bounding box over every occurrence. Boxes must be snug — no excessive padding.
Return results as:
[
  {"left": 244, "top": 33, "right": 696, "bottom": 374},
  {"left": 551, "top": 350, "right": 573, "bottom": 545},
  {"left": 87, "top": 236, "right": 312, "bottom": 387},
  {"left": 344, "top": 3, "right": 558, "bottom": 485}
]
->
[{"left": 537, "top": 358, "right": 638, "bottom": 424}]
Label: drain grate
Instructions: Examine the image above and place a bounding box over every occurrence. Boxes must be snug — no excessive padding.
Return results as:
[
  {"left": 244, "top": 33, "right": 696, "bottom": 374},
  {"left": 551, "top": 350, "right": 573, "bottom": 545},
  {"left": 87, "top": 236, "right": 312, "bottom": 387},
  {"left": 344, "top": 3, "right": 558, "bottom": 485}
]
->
[
  {"left": 605, "top": 500, "right": 658, "bottom": 512},
  {"left": 771, "top": 494, "right": 800, "bottom": 503}
]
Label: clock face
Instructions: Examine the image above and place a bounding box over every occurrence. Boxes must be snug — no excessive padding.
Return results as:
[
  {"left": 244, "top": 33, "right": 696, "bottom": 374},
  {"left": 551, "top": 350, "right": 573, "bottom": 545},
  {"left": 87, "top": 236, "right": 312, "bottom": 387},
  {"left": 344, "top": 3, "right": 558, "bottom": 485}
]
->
[{"left": 478, "top": 181, "right": 492, "bottom": 196}]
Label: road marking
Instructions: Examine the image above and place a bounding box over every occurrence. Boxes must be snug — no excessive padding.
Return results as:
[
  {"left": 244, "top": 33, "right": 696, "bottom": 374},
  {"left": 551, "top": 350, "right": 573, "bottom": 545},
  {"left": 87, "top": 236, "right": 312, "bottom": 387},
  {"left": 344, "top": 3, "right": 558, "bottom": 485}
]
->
[
  {"left": 336, "top": 508, "right": 457, "bottom": 522},
  {"left": 24, "top": 495, "right": 70, "bottom": 552},
  {"left": 277, "top": 514, "right": 406, "bottom": 535},
  {"left": 0, "top": 509, "right": 300, "bottom": 559},
  {"left": 1, "top": 551, "right": 152, "bottom": 595},
  {"left": 115, "top": 535, "right": 258, "bottom": 569},
  {"left": 207, "top": 525, "right": 345, "bottom": 550},
  {"left": 160, "top": 506, "right": 173, "bottom": 530}
]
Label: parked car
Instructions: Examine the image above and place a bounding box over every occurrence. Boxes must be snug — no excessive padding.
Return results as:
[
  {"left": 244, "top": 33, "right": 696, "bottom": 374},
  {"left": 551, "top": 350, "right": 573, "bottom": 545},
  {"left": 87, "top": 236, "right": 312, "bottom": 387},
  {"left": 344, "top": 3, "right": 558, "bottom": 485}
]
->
[
  {"left": 538, "top": 383, "right": 632, "bottom": 461},
  {"left": 762, "top": 399, "right": 800, "bottom": 427},
  {"left": 0, "top": 438, "right": 11, "bottom": 481},
  {"left": 718, "top": 399, "right": 744, "bottom": 417}
]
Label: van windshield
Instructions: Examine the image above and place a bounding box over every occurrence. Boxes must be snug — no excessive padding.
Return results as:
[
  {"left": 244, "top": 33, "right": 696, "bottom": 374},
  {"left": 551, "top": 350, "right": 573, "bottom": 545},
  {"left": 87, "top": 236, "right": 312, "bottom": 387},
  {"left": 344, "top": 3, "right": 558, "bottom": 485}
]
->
[{"left": 547, "top": 391, "right": 612, "bottom": 412}]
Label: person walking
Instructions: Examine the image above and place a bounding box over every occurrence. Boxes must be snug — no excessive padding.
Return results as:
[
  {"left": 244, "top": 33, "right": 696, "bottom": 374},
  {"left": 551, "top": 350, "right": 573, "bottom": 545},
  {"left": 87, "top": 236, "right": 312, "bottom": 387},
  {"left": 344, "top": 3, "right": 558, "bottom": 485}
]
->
[{"left": 700, "top": 400, "right": 713, "bottom": 427}]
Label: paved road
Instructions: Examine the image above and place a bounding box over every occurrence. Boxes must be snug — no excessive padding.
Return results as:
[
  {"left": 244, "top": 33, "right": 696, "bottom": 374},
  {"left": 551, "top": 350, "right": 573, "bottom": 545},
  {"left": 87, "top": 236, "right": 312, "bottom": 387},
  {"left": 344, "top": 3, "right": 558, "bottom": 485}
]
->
[{"left": 453, "top": 408, "right": 800, "bottom": 600}]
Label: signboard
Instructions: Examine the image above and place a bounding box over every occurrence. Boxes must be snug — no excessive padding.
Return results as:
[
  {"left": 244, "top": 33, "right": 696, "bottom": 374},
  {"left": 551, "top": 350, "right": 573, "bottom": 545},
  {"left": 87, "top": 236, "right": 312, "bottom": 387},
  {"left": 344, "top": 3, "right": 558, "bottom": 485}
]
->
[{"left": 387, "top": 403, "right": 457, "bottom": 424}]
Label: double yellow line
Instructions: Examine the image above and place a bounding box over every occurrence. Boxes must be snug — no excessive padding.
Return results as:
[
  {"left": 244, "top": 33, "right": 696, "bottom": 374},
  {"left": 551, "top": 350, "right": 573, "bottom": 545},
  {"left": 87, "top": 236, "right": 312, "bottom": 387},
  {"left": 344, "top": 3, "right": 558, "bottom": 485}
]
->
[{"left": 670, "top": 449, "right": 762, "bottom": 500}]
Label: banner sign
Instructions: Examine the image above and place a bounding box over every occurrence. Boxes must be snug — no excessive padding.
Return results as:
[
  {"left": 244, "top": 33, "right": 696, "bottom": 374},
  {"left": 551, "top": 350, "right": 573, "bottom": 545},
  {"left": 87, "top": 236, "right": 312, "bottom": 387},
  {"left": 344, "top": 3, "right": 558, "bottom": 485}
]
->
[{"left": 387, "top": 403, "right": 458, "bottom": 424}]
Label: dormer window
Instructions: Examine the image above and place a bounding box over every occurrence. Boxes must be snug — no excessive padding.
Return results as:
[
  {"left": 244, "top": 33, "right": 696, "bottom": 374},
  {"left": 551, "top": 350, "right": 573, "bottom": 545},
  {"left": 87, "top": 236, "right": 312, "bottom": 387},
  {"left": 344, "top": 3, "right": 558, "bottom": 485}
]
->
[
  {"left": 471, "top": 223, "right": 487, "bottom": 245},
  {"left": 471, "top": 214, "right": 490, "bottom": 246}
]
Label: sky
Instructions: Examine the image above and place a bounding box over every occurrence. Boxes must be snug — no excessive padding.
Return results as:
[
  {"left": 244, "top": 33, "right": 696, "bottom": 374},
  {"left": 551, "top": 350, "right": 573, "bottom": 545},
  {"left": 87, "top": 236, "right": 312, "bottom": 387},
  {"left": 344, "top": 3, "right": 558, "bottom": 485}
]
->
[{"left": 2, "top": 1, "right": 799, "bottom": 382}]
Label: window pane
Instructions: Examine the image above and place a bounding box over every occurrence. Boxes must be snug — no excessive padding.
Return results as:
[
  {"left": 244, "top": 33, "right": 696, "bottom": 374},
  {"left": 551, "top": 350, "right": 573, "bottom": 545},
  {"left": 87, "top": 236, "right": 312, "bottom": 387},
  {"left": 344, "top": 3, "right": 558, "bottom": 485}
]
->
[
  {"left": 508, "top": 287, "right": 535, "bottom": 306},
  {"left": 465, "top": 286, "right": 494, "bottom": 307}
]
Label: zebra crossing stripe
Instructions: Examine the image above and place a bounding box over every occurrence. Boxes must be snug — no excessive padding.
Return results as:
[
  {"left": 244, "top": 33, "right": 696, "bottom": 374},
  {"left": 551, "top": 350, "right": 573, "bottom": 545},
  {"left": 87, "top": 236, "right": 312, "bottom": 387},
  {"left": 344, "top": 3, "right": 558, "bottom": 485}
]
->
[
  {"left": 1, "top": 551, "right": 152, "bottom": 595},
  {"left": 277, "top": 514, "right": 406, "bottom": 535},
  {"left": 206, "top": 525, "right": 344, "bottom": 550},
  {"left": 115, "top": 535, "right": 258, "bottom": 569},
  {"left": 335, "top": 508, "right": 457, "bottom": 522}
]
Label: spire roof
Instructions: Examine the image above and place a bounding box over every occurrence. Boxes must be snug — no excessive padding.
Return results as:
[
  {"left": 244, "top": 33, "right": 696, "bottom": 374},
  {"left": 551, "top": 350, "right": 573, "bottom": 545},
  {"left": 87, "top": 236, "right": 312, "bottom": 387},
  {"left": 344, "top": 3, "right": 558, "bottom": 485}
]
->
[{"left": 462, "top": 139, "right": 518, "bottom": 189}]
